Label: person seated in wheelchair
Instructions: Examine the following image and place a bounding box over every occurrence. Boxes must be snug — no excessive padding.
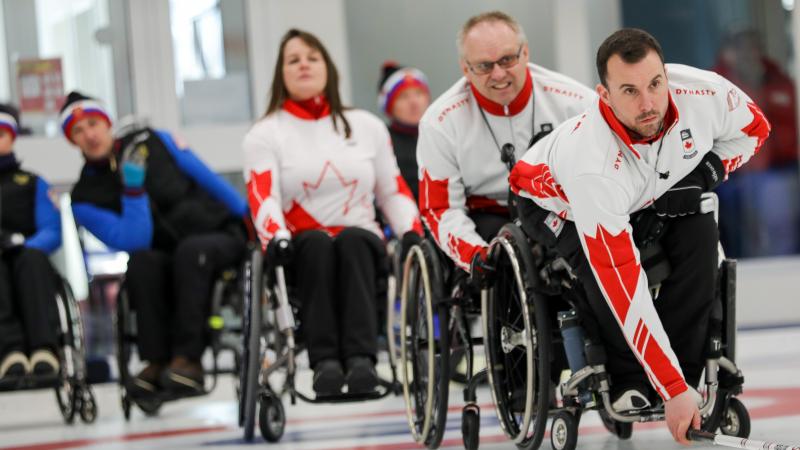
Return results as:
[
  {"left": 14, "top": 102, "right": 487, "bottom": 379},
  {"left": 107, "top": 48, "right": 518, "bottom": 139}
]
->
[
  {"left": 60, "top": 92, "right": 251, "bottom": 399},
  {"left": 0, "top": 103, "right": 63, "bottom": 382},
  {"left": 416, "top": 11, "right": 595, "bottom": 282},
  {"left": 242, "top": 29, "right": 422, "bottom": 396},
  {"left": 510, "top": 28, "right": 769, "bottom": 445}
]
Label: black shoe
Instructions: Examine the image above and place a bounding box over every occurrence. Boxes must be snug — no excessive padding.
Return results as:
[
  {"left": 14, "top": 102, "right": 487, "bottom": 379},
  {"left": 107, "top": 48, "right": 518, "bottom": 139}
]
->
[
  {"left": 161, "top": 356, "right": 205, "bottom": 396},
  {"left": 344, "top": 356, "right": 378, "bottom": 394},
  {"left": 312, "top": 359, "right": 345, "bottom": 395},
  {"left": 29, "top": 349, "right": 59, "bottom": 377},
  {"left": 129, "top": 362, "right": 165, "bottom": 399},
  {"left": 0, "top": 351, "right": 29, "bottom": 380}
]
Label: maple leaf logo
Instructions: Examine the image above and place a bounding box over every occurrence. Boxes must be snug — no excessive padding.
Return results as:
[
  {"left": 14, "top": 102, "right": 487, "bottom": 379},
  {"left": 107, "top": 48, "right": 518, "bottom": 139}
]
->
[{"left": 301, "top": 160, "right": 361, "bottom": 215}]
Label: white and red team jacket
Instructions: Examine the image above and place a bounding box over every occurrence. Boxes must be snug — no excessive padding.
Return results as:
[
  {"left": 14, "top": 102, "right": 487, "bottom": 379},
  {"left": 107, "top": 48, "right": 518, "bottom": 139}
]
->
[
  {"left": 243, "top": 98, "right": 422, "bottom": 244},
  {"left": 510, "top": 63, "right": 771, "bottom": 400},
  {"left": 417, "top": 63, "right": 596, "bottom": 271}
]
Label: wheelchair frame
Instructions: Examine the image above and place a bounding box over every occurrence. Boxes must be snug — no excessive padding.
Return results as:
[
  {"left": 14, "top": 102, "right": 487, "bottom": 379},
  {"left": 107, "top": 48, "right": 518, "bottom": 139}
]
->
[
  {"left": 0, "top": 275, "right": 97, "bottom": 425},
  {"left": 482, "top": 211, "right": 750, "bottom": 450},
  {"left": 115, "top": 264, "right": 244, "bottom": 420},
  {"left": 238, "top": 245, "right": 402, "bottom": 443}
]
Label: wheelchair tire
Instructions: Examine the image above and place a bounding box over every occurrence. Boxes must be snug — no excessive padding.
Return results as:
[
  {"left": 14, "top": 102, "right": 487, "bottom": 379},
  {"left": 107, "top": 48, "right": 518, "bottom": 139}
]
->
[
  {"left": 550, "top": 411, "right": 579, "bottom": 450},
  {"left": 483, "top": 223, "right": 551, "bottom": 450},
  {"left": 599, "top": 410, "right": 632, "bottom": 440},
  {"left": 137, "top": 397, "right": 162, "bottom": 417},
  {"left": 259, "top": 391, "right": 286, "bottom": 442},
  {"left": 719, "top": 397, "right": 750, "bottom": 439},
  {"left": 461, "top": 403, "right": 480, "bottom": 450},
  {"left": 240, "top": 249, "right": 264, "bottom": 442},
  {"left": 79, "top": 387, "right": 98, "bottom": 423},
  {"left": 54, "top": 381, "right": 77, "bottom": 424},
  {"left": 399, "top": 240, "right": 450, "bottom": 448},
  {"left": 121, "top": 393, "right": 132, "bottom": 421}
]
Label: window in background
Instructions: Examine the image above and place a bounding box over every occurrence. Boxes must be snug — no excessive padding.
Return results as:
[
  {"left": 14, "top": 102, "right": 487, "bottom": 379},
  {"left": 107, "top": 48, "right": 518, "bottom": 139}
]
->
[
  {"left": 622, "top": 0, "right": 800, "bottom": 258},
  {"left": 0, "top": 0, "right": 132, "bottom": 136},
  {"left": 169, "top": 0, "right": 253, "bottom": 126}
]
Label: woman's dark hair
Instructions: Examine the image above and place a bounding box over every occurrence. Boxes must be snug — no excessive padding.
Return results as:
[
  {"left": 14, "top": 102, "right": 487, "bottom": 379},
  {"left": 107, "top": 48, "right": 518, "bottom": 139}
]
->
[
  {"left": 265, "top": 28, "right": 351, "bottom": 138},
  {"left": 596, "top": 28, "right": 664, "bottom": 86}
]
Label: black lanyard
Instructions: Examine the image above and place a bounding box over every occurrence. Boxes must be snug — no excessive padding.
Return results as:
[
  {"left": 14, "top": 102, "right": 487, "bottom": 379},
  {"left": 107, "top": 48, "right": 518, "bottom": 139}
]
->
[{"left": 477, "top": 93, "right": 551, "bottom": 172}]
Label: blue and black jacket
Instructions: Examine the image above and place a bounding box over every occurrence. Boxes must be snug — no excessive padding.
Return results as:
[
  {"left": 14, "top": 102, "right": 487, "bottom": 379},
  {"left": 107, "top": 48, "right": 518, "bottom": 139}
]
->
[
  {"left": 0, "top": 153, "right": 61, "bottom": 254},
  {"left": 70, "top": 128, "right": 247, "bottom": 253}
]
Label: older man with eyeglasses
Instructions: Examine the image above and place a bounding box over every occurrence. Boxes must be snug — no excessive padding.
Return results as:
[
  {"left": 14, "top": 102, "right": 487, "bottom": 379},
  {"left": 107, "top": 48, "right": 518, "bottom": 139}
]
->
[{"left": 417, "top": 10, "right": 596, "bottom": 280}]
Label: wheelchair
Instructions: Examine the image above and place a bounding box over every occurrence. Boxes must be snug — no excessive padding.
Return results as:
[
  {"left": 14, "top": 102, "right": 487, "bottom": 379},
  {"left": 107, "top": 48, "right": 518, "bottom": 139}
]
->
[
  {"left": 238, "top": 240, "right": 402, "bottom": 443},
  {"left": 481, "top": 195, "right": 750, "bottom": 450},
  {"left": 398, "top": 235, "right": 489, "bottom": 449},
  {"left": 0, "top": 273, "right": 97, "bottom": 424},
  {"left": 115, "top": 263, "right": 245, "bottom": 420}
]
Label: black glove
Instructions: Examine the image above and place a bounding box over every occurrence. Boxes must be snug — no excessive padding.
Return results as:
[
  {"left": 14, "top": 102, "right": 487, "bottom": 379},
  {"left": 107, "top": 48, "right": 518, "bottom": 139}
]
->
[
  {"left": 469, "top": 249, "right": 494, "bottom": 290},
  {"left": 266, "top": 232, "right": 293, "bottom": 267},
  {"left": 654, "top": 152, "right": 724, "bottom": 217},
  {"left": 399, "top": 231, "right": 422, "bottom": 265},
  {"left": 0, "top": 232, "right": 24, "bottom": 251},
  {"left": 630, "top": 210, "right": 666, "bottom": 247}
]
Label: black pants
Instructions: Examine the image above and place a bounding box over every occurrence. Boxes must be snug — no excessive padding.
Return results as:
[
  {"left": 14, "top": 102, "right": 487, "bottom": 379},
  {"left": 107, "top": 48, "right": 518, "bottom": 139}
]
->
[
  {"left": 291, "top": 227, "right": 389, "bottom": 368},
  {"left": 518, "top": 197, "right": 717, "bottom": 393},
  {"left": 126, "top": 232, "right": 244, "bottom": 362},
  {"left": 0, "top": 248, "right": 59, "bottom": 357}
]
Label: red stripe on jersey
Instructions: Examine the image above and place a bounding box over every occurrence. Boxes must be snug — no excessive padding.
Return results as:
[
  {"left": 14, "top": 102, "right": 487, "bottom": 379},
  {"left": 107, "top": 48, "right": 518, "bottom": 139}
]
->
[
  {"left": 247, "top": 170, "right": 272, "bottom": 214},
  {"left": 583, "top": 224, "right": 640, "bottom": 323},
  {"left": 509, "top": 160, "right": 569, "bottom": 202},
  {"left": 418, "top": 169, "right": 449, "bottom": 240},
  {"left": 643, "top": 334, "right": 688, "bottom": 398},
  {"left": 740, "top": 101, "right": 771, "bottom": 155},
  {"left": 396, "top": 175, "right": 414, "bottom": 200},
  {"left": 284, "top": 200, "right": 322, "bottom": 234},
  {"left": 466, "top": 195, "right": 509, "bottom": 215}
]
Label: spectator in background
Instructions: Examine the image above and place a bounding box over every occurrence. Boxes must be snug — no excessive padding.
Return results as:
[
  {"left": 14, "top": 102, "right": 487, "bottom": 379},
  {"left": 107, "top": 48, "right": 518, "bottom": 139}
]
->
[
  {"left": 377, "top": 62, "right": 431, "bottom": 200},
  {"left": 713, "top": 29, "right": 800, "bottom": 256},
  {"left": 0, "top": 103, "right": 62, "bottom": 382}
]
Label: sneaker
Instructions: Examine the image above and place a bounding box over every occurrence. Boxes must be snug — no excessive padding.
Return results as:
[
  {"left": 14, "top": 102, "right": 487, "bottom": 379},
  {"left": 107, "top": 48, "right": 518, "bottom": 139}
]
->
[
  {"left": 29, "top": 349, "right": 59, "bottom": 377},
  {"left": 344, "top": 356, "right": 378, "bottom": 394},
  {"left": 612, "top": 387, "right": 652, "bottom": 413},
  {"left": 312, "top": 359, "right": 345, "bottom": 395},
  {"left": 0, "top": 351, "right": 29, "bottom": 379},
  {"left": 129, "top": 362, "right": 165, "bottom": 398},
  {"left": 161, "top": 356, "right": 205, "bottom": 396}
]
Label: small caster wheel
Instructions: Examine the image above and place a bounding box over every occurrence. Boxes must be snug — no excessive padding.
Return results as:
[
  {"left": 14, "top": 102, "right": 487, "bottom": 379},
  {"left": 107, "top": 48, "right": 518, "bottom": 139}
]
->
[
  {"left": 461, "top": 403, "right": 480, "bottom": 450},
  {"left": 259, "top": 392, "right": 286, "bottom": 442},
  {"left": 137, "top": 397, "right": 163, "bottom": 417},
  {"left": 550, "top": 411, "right": 579, "bottom": 450},
  {"left": 719, "top": 397, "right": 750, "bottom": 438},
  {"left": 80, "top": 388, "right": 98, "bottom": 423},
  {"left": 599, "top": 410, "right": 632, "bottom": 440}
]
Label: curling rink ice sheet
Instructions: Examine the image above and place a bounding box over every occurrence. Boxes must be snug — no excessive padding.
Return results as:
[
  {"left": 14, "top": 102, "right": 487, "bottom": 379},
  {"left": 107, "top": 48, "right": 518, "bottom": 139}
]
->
[{"left": 1, "top": 326, "right": 798, "bottom": 450}]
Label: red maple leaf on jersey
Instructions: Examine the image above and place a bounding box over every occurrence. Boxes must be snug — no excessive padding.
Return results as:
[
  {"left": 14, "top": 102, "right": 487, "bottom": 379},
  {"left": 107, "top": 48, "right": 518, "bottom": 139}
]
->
[{"left": 301, "top": 160, "right": 361, "bottom": 215}]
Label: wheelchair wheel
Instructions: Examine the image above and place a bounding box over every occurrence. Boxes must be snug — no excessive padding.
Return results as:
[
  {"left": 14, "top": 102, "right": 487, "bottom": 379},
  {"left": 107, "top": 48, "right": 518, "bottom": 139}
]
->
[
  {"left": 54, "top": 379, "right": 77, "bottom": 424},
  {"left": 78, "top": 387, "right": 98, "bottom": 423},
  {"left": 240, "top": 249, "right": 264, "bottom": 442},
  {"left": 386, "top": 239, "right": 403, "bottom": 369},
  {"left": 461, "top": 403, "right": 480, "bottom": 450},
  {"left": 483, "top": 223, "right": 551, "bottom": 450},
  {"left": 399, "top": 240, "right": 450, "bottom": 448},
  {"left": 719, "top": 397, "right": 750, "bottom": 438},
  {"left": 54, "top": 277, "right": 91, "bottom": 425},
  {"left": 550, "top": 411, "right": 579, "bottom": 450},
  {"left": 259, "top": 391, "right": 286, "bottom": 442},
  {"left": 599, "top": 410, "right": 632, "bottom": 440},
  {"left": 115, "top": 284, "right": 134, "bottom": 421}
]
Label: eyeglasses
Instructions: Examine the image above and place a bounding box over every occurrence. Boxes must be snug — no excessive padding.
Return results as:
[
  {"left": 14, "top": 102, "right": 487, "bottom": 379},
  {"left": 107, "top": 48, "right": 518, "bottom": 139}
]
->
[{"left": 466, "top": 45, "right": 524, "bottom": 75}]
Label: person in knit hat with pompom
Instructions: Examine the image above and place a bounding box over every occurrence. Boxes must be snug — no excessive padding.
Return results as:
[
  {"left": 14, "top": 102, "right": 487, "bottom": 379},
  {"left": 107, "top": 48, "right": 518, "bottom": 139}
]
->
[{"left": 377, "top": 61, "right": 431, "bottom": 201}]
